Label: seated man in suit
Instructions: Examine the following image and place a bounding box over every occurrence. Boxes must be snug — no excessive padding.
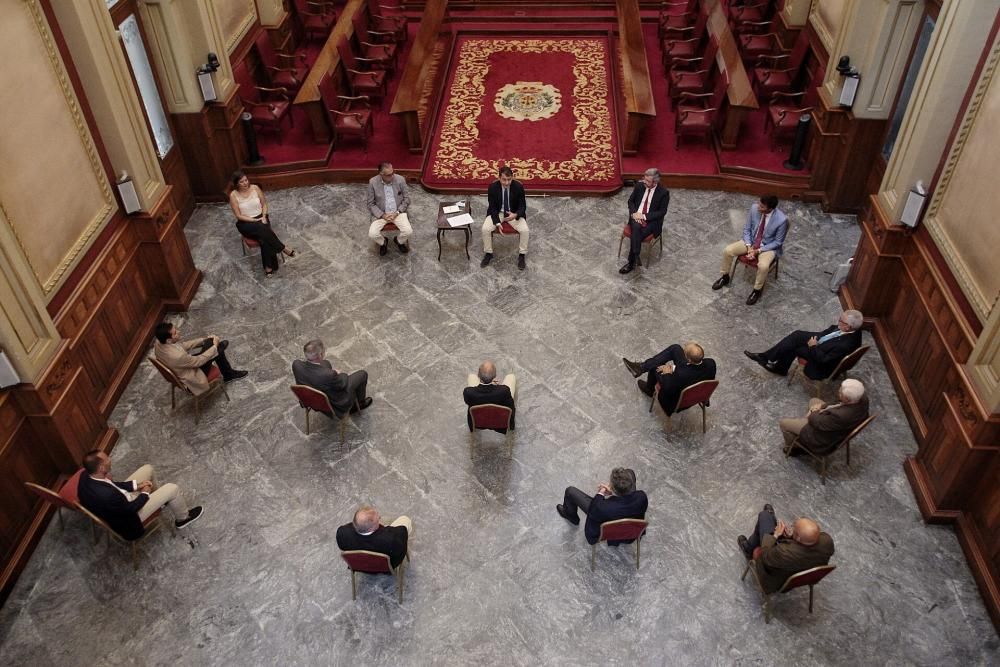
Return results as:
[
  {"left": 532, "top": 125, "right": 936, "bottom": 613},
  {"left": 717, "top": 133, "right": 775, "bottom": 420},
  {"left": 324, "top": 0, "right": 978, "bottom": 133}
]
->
[
  {"left": 367, "top": 161, "right": 412, "bottom": 256},
  {"left": 481, "top": 165, "right": 529, "bottom": 270},
  {"left": 780, "top": 379, "right": 870, "bottom": 456},
  {"left": 712, "top": 194, "right": 789, "bottom": 305},
  {"left": 336, "top": 505, "right": 411, "bottom": 568},
  {"left": 622, "top": 342, "right": 716, "bottom": 414},
  {"left": 292, "top": 339, "right": 372, "bottom": 416},
  {"left": 153, "top": 321, "right": 248, "bottom": 393},
  {"left": 463, "top": 360, "right": 516, "bottom": 433},
  {"left": 744, "top": 309, "right": 864, "bottom": 378},
  {"left": 738, "top": 504, "right": 835, "bottom": 593},
  {"left": 77, "top": 450, "right": 203, "bottom": 539},
  {"left": 620, "top": 167, "right": 670, "bottom": 275},
  {"left": 556, "top": 467, "right": 648, "bottom": 545}
]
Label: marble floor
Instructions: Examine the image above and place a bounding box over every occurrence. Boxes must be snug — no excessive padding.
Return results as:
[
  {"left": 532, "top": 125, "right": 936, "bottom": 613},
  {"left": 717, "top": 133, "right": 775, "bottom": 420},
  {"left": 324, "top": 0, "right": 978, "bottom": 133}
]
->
[{"left": 1, "top": 184, "right": 997, "bottom": 666}]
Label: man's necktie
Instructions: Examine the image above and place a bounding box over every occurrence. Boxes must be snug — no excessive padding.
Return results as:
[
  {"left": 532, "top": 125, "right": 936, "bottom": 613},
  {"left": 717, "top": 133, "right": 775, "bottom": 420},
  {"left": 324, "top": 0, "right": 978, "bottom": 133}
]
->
[
  {"left": 752, "top": 213, "right": 768, "bottom": 249},
  {"left": 642, "top": 188, "right": 652, "bottom": 215},
  {"left": 817, "top": 330, "right": 843, "bottom": 345},
  {"left": 502, "top": 187, "right": 509, "bottom": 215}
]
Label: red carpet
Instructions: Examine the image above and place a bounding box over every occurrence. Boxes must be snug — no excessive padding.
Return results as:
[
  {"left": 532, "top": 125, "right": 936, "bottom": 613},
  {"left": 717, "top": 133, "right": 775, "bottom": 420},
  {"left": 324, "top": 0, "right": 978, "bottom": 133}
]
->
[{"left": 423, "top": 35, "right": 621, "bottom": 191}]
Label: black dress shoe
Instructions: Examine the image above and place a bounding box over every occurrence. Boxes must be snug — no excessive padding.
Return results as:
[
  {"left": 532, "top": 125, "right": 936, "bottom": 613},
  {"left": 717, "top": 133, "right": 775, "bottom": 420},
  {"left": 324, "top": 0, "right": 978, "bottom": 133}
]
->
[
  {"left": 217, "top": 339, "right": 229, "bottom": 352},
  {"left": 619, "top": 262, "right": 635, "bottom": 274},
  {"left": 746, "top": 289, "right": 762, "bottom": 305},
  {"left": 622, "top": 358, "right": 643, "bottom": 378},
  {"left": 763, "top": 504, "right": 774, "bottom": 516},
  {"left": 556, "top": 504, "right": 580, "bottom": 525},
  {"left": 224, "top": 370, "right": 248, "bottom": 383},
  {"left": 737, "top": 535, "right": 751, "bottom": 559},
  {"left": 394, "top": 238, "right": 409, "bottom": 253},
  {"left": 379, "top": 242, "right": 388, "bottom": 256},
  {"left": 359, "top": 397, "right": 373, "bottom": 410},
  {"left": 176, "top": 506, "right": 204, "bottom": 529},
  {"left": 480, "top": 253, "right": 493, "bottom": 267},
  {"left": 743, "top": 350, "right": 766, "bottom": 365},
  {"left": 712, "top": 274, "right": 730, "bottom": 290},
  {"left": 637, "top": 379, "right": 654, "bottom": 396},
  {"left": 763, "top": 361, "right": 787, "bottom": 377},
  {"left": 517, "top": 254, "right": 526, "bottom": 270}
]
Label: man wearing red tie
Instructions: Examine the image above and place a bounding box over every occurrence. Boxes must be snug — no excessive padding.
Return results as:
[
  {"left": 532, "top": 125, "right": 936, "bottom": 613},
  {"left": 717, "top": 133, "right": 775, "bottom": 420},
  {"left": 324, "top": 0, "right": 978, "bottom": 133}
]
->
[
  {"left": 620, "top": 168, "right": 670, "bottom": 274},
  {"left": 712, "top": 195, "right": 789, "bottom": 305}
]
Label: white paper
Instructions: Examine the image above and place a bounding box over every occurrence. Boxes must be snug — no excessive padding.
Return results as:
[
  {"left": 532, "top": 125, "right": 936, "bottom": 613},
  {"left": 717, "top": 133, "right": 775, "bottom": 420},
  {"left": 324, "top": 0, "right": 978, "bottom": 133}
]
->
[
  {"left": 442, "top": 205, "right": 460, "bottom": 214},
  {"left": 456, "top": 201, "right": 466, "bottom": 208},
  {"left": 447, "top": 213, "right": 474, "bottom": 227}
]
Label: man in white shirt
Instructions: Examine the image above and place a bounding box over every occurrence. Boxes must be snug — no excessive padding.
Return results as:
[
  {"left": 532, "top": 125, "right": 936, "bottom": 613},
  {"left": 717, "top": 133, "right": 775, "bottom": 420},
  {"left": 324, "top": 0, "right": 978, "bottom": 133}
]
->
[
  {"left": 367, "top": 162, "right": 412, "bottom": 256},
  {"left": 620, "top": 168, "right": 670, "bottom": 274}
]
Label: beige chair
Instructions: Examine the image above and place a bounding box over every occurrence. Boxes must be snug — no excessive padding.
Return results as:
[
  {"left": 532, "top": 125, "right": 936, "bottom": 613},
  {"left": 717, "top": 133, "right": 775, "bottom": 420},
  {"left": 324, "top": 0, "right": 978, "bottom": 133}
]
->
[
  {"left": 149, "top": 356, "right": 230, "bottom": 424},
  {"left": 785, "top": 414, "right": 877, "bottom": 484}
]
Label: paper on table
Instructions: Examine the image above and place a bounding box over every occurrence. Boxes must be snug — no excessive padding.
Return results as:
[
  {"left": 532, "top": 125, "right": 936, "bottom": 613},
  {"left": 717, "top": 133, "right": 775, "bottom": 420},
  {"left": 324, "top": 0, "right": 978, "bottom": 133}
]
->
[
  {"left": 442, "top": 205, "right": 460, "bottom": 214},
  {"left": 447, "top": 213, "right": 474, "bottom": 227}
]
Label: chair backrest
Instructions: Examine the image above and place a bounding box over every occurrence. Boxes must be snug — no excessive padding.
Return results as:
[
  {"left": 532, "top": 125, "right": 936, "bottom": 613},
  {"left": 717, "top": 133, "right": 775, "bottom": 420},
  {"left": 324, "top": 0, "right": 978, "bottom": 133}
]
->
[
  {"left": 787, "top": 27, "right": 811, "bottom": 70},
  {"left": 710, "top": 71, "right": 729, "bottom": 108},
  {"left": 778, "top": 564, "right": 835, "bottom": 593},
  {"left": 830, "top": 344, "right": 869, "bottom": 379},
  {"left": 692, "top": 6, "right": 709, "bottom": 37},
  {"left": 469, "top": 404, "right": 513, "bottom": 431},
  {"left": 597, "top": 518, "right": 648, "bottom": 543},
  {"left": 254, "top": 31, "right": 278, "bottom": 69},
  {"left": 232, "top": 60, "right": 258, "bottom": 100},
  {"left": 149, "top": 356, "right": 190, "bottom": 393},
  {"left": 336, "top": 38, "right": 358, "bottom": 70},
  {"left": 25, "top": 481, "right": 77, "bottom": 512},
  {"left": 674, "top": 379, "right": 719, "bottom": 413},
  {"left": 291, "top": 384, "right": 335, "bottom": 414},
  {"left": 341, "top": 549, "right": 393, "bottom": 574},
  {"left": 58, "top": 469, "right": 85, "bottom": 505},
  {"left": 701, "top": 36, "right": 720, "bottom": 65},
  {"left": 839, "top": 413, "right": 876, "bottom": 449}
]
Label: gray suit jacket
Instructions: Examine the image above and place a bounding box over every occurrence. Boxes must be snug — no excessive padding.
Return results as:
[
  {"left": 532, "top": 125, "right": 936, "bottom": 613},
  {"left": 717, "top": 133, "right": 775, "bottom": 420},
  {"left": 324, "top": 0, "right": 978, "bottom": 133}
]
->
[
  {"left": 292, "top": 359, "right": 352, "bottom": 416},
  {"left": 367, "top": 174, "right": 410, "bottom": 218}
]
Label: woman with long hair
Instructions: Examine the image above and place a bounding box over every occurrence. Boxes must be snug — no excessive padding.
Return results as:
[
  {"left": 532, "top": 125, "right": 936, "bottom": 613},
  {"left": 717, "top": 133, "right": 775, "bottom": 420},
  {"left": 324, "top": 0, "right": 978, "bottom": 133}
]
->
[{"left": 229, "top": 171, "right": 295, "bottom": 275}]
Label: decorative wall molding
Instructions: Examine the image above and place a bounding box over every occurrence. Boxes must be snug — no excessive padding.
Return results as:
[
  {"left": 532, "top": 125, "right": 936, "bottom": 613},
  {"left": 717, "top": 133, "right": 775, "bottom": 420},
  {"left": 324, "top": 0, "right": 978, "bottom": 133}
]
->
[{"left": 222, "top": 0, "right": 258, "bottom": 54}]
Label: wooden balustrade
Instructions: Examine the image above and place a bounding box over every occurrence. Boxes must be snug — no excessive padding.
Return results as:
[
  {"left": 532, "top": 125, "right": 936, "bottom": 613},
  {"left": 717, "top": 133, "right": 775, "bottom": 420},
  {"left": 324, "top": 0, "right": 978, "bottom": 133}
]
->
[
  {"left": 616, "top": 0, "right": 655, "bottom": 155},
  {"left": 703, "top": 0, "right": 758, "bottom": 149},
  {"left": 390, "top": 0, "right": 449, "bottom": 152}
]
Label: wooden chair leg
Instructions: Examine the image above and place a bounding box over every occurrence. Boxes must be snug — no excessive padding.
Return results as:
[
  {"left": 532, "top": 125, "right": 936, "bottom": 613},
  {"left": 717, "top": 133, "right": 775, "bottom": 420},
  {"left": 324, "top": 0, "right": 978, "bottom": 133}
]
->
[
  {"left": 763, "top": 594, "right": 771, "bottom": 624},
  {"left": 351, "top": 569, "right": 357, "bottom": 600},
  {"left": 846, "top": 441, "right": 851, "bottom": 466},
  {"left": 617, "top": 234, "right": 625, "bottom": 257},
  {"left": 339, "top": 417, "right": 346, "bottom": 446},
  {"left": 787, "top": 363, "right": 798, "bottom": 386},
  {"left": 56, "top": 507, "right": 64, "bottom": 530},
  {"left": 658, "top": 235, "right": 664, "bottom": 257},
  {"left": 506, "top": 431, "right": 514, "bottom": 458},
  {"left": 741, "top": 560, "right": 752, "bottom": 580},
  {"left": 132, "top": 543, "right": 139, "bottom": 570},
  {"left": 90, "top": 520, "right": 98, "bottom": 545},
  {"left": 170, "top": 385, "right": 176, "bottom": 409},
  {"left": 221, "top": 384, "right": 230, "bottom": 402},
  {"left": 194, "top": 397, "right": 201, "bottom": 425},
  {"left": 701, "top": 404, "right": 707, "bottom": 433},
  {"left": 305, "top": 408, "right": 310, "bottom": 435},
  {"left": 397, "top": 565, "right": 404, "bottom": 603},
  {"left": 820, "top": 457, "right": 827, "bottom": 485}
]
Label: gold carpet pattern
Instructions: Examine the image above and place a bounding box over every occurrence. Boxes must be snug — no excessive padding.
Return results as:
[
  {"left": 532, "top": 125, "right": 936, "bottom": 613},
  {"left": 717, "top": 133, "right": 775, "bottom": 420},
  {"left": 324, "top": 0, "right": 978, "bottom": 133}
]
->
[{"left": 430, "top": 38, "right": 617, "bottom": 182}]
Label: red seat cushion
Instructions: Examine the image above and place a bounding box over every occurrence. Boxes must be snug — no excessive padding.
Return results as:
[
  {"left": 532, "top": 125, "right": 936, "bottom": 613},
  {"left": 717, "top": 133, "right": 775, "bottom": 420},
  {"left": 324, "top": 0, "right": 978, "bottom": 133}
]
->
[
  {"left": 677, "top": 111, "right": 712, "bottom": 130},
  {"left": 382, "top": 222, "right": 399, "bottom": 232},
  {"left": 206, "top": 365, "right": 222, "bottom": 382},
  {"left": 622, "top": 223, "right": 659, "bottom": 243},
  {"left": 250, "top": 101, "right": 289, "bottom": 122},
  {"left": 663, "top": 41, "right": 698, "bottom": 59},
  {"left": 336, "top": 110, "right": 372, "bottom": 131},
  {"left": 752, "top": 546, "right": 763, "bottom": 560},
  {"left": 59, "top": 469, "right": 85, "bottom": 505},
  {"left": 242, "top": 235, "right": 261, "bottom": 247}
]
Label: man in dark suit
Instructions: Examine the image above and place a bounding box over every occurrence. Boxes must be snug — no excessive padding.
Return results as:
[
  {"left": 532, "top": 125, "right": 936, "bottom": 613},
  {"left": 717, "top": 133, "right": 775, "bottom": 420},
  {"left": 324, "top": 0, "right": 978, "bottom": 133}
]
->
[
  {"left": 744, "top": 309, "right": 864, "bottom": 378},
  {"left": 481, "top": 165, "right": 529, "bottom": 269},
  {"left": 76, "top": 450, "right": 203, "bottom": 540},
  {"left": 336, "top": 505, "right": 411, "bottom": 568},
  {"left": 781, "top": 379, "right": 870, "bottom": 455},
  {"left": 463, "top": 360, "right": 516, "bottom": 433},
  {"left": 738, "top": 505, "right": 835, "bottom": 593},
  {"left": 557, "top": 467, "right": 648, "bottom": 545},
  {"left": 623, "top": 342, "right": 716, "bottom": 415},
  {"left": 292, "top": 339, "right": 372, "bottom": 416},
  {"left": 620, "top": 167, "right": 670, "bottom": 274}
]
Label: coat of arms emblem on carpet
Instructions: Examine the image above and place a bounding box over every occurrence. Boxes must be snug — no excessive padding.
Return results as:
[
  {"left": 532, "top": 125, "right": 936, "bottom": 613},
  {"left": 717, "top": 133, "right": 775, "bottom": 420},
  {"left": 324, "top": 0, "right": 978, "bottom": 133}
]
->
[{"left": 494, "top": 81, "right": 562, "bottom": 121}]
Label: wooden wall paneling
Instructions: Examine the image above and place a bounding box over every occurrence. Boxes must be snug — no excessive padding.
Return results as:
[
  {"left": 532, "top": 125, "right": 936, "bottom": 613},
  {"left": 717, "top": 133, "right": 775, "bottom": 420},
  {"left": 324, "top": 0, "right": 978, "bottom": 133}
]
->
[{"left": 173, "top": 87, "right": 247, "bottom": 201}]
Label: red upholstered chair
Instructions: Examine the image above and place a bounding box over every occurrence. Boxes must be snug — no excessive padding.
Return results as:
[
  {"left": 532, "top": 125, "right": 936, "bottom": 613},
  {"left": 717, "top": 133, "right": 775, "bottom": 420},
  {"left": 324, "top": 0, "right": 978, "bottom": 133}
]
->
[
  {"left": 729, "top": 0, "right": 775, "bottom": 34},
  {"left": 149, "top": 356, "right": 229, "bottom": 425},
  {"left": 293, "top": 0, "right": 337, "bottom": 43},
  {"left": 650, "top": 379, "right": 720, "bottom": 433},
  {"left": 728, "top": 219, "right": 791, "bottom": 289},
  {"left": 764, "top": 89, "right": 816, "bottom": 150},
  {"left": 468, "top": 404, "right": 515, "bottom": 457},
  {"left": 489, "top": 221, "right": 521, "bottom": 254},
  {"left": 658, "top": 0, "right": 699, "bottom": 39},
  {"left": 617, "top": 222, "right": 664, "bottom": 262},
  {"left": 233, "top": 61, "right": 294, "bottom": 143},
  {"left": 24, "top": 474, "right": 84, "bottom": 533},
  {"left": 661, "top": 7, "right": 708, "bottom": 71},
  {"left": 336, "top": 39, "right": 388, "bottom": 105},
  {"left": 741, "top": 545, "right": 836, "bottom": 623},
  {"left": 786, "top": 414, "right": 876, "bottom": 484},
  {"left": 351, "top": 11, "right": 399, "bottom": 70},
  {"left": 674, "top": 73, "right": 728, "bottom": 149},
  {"left": 365, "top": 2, "right": 407, "bottom": 44},
  {"left": 738, "top": 26, "right": 782, "bottom": 62},
  {"left": 668, "top": 37, "right": 719, "bottom": 109},
  {"left": 254, "top": 31, "right": 308, "bottom": 94},
  {"left": 318, "top": 73, "right": 374, "bottom": 151},
  {"left": 76, "top": 503, "right": 172, "bottom": 570},
  {"left": 753, "top": 29, "right": 810, "bottom": 102},
  {"left": 239, "top": 227, "right": 286, "bottom": 269},
  {"left": 592, "top": 518, "right": 648, "bottom": 571},
  {"left": 787, "top": 344, "right": 870, "bottom": 396},
  {"left": 291, "top": 384, "right": 358, "bottom": 445},
  {"left": 341, "top": 549, "right": 408, "bottom": 603}
]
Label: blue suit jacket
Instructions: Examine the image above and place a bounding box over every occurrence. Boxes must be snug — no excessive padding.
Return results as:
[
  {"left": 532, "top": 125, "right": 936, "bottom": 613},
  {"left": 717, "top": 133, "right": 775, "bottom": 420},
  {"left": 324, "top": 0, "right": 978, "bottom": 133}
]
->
[
  {"left": 584, "top": 490, "right": 648, "bottom": 545},
  {"left": 741, "top": 205, "right": 788, "bottom": 257}
]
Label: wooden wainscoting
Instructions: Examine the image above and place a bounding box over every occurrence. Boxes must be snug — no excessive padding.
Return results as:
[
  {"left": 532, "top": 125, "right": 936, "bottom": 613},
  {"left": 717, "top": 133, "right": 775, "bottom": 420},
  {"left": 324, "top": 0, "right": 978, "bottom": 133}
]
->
[{"left": 842, "top": 195, "right": 1000, "bottom": 631}]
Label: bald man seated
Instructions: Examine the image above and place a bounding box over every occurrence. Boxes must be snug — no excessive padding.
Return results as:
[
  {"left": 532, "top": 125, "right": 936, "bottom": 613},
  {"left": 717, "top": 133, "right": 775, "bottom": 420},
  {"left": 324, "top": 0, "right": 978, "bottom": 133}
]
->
[
  {"left": 463, "top": 361, "right": 516, "bottom": 433},
  {"left": 781, "top": 379, "right": 870, "bottom": 456},
  {"left": 336, "top": 505, "right": 412, "bottom": 568},
  {"left": 738, "top": 504, "right": 835, "bottom": 593},
  {"left": 622, "top": 342, "right": 716, "bottom": 414}
]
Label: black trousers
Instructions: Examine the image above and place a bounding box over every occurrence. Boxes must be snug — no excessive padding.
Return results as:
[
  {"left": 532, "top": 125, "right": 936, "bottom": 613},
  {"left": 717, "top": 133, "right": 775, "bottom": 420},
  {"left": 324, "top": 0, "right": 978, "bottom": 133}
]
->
[
  {"left": 237, "top": 219, "right": 285, "bottom": 271},
  {"left": 561, "top": 486, "right": 593, "bottom": 520},
  {"left": 763, "top": 330, "right": 820, "bottom": 375},
  {"left": 743, "top": 508, "right": 777, "bottom": 557},
  {"left": 338, "top": 370, "right": 369, "bottom": 416},
  {"left": 627, "top": 220, "right": 658, "bottom": 261},
  {"left": 198, "top": 346, "right": 236, "bottom": 380}
]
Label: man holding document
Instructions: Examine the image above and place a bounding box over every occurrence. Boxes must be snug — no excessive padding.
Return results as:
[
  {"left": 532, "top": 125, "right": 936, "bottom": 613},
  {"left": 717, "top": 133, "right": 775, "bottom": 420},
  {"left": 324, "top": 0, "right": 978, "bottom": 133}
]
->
[{"left": 481, "top": 166, "right": 529, "bottom": 270}]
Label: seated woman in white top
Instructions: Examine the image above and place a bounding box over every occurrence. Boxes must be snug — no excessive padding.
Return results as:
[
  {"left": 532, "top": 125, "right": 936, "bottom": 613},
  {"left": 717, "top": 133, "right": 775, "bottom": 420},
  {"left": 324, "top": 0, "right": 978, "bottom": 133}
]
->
[{"left": 229, "top": 171, "right": 295, "bottom": 275}]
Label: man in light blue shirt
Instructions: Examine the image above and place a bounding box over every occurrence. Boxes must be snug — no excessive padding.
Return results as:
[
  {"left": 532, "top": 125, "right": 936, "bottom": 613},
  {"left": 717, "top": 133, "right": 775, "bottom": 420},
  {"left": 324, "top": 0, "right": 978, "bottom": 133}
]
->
[
  {"left": 713, "top": 195, "right": 789, "bottom": 305},
  {"left": 745, "top": 309, "right": 864, "bottom": 378}
]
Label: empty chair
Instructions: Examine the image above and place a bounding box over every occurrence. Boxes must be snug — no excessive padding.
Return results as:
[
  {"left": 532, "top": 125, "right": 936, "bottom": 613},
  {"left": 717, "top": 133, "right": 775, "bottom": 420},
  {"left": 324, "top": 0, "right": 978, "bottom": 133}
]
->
[
  {"left": 591, "top": 518, "right": 648, "bottom": 571},
  {"left": 658, "top": 0, "right": 699, "bottom": 38},
  {"left": 729, "top": 0, "right": 775, "bottom": 34},
  {"left": 318, "top": 72, "right": 374, "bottom": 151},
  {"left": 650, "top": 379, "right": 720, "bottom": 432},
  {"left": 149, "top": 356, "right": 230, "bottom": 424},
  {"left": 674, "top": 73, "right": 728, "bottom": 149},
  {"left": 253, "top": 31, "right": 308, "bottom": 94},
  {"left": 336, "top": 39, "right": 388, "bottom": 105},
  {"left": 668, "top": 37, "right": 719, "bottom": 109},
  {"left": 341, "top": 550, "right": 408, "bottom": 603},
  {"left": 233, "top": 61, "right": 294, "bottom": 143},
  {"left": 352, "top": 11, "right": 400, "bottom": 70},
  {"left": 752, "top": 29, "right": 810, "bottom": 102},
  {"left": 661, "top": 7, "right": 708, "bottom": 71},
  {"left": 765, "top": 88, "right": 817, "bottom": 150},
  {"left": 290, "top": 383, "right": 358, "bottom": 445},
  {"left": 293, "top": 0, "right": 337, "bottom": 43},
  {"left": 365, "top": 2, "right": 407, "bottom": 43}
]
